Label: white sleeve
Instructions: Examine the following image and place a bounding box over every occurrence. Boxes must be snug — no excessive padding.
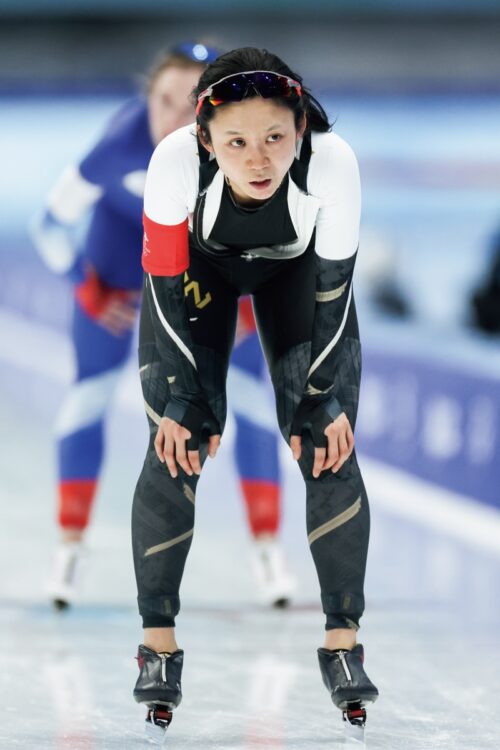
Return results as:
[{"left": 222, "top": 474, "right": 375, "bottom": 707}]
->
[
  {"left": 143, "top": 126, "right": 197, "bottom": 225},
  {"left": 309, "top": 133, "right": 361, "bottom": 261}
]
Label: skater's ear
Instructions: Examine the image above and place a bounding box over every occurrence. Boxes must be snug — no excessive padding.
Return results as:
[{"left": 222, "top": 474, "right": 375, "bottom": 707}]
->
[
  {"left": 197, "top": 125, "right": 213, "bottom": 153},
  {"left": 296, "top": 113, "right": 307, "bottom": 140}
]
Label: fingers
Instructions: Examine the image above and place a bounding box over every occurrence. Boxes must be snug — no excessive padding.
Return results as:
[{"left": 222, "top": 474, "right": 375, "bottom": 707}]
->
[
  {"left": 325, "top": 414, "right": 355, "bottom": 475},
  {"left": 187, "top": 450, "right": 201, "bottom": 475},
  {"left": 312, "top": 446, "right": 326, "bottom": 479},
  {"left": 323, "top": 429, "right": 340, "bottom": 471},
  {"left": 156, "top": 420, "right": 222, "bottom": 478},
  {"left": 155, "top": 419, "right": 192, "bottom": 479},
  {"left": 208, "top": 434, "right": 221, "bottom": 459},
  {"left": 154, "top": 426, "right": 166, "bottom": 463},
  {"left": 346, "top": 421, "right": 355, "bottom": 452},
  {"left": 176, "top": 437, "right": 194, "bottom": 477},
  {"left": 290, "top": 434, "right": 302, "bottom": 461},
  {"left": 332, "top": 431, "right": 348, "bottom": 473}
]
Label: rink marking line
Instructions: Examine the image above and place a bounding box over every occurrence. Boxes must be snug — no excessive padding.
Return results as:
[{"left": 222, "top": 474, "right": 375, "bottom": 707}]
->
[
  {"left": 308, "top": 496, "right": 361, "bottom": 545},
  {"left": 361, "top": 456, "right": 500, "bottom": 557},
  {"left": 144, "top": 529, "right": 194, "bottom": 557}
]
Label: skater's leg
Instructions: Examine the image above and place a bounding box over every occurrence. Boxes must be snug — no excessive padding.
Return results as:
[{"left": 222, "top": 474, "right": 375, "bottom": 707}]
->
[
  {"left": 253, "top": 249, "right": 370, "bottom": 643},
  {"left": 55, "top": 300, "right": 135, "bottom": 535},
  {"left": 133, "top": 256, "right": 238, "bottom": 641},
  {"left": 49, "top": 299, "right": 136, "bottom": 606}
]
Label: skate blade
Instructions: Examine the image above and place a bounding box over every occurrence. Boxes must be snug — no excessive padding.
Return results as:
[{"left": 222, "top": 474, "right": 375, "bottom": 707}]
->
[
  {"left": 343, "top": 722, "right": 365, "bottom": 744},
  {"left": 145, "top": 720, "right": 168, "bottom": 746},
  {"left": 144, "top": 705, "right": 173, "bottom": 746},
  {"left": 342, "top": 704, "right": 366, "bottom": 745}
]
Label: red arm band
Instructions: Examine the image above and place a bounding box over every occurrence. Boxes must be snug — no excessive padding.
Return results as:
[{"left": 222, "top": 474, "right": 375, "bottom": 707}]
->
[{"left": 142, "top": 212, "right": 189, "bottom": 276}]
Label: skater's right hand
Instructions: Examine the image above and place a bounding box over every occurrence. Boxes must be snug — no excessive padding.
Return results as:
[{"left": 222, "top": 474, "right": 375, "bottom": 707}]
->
[{"left": 154, "top": 414, "right": 221, "bottom": 479}]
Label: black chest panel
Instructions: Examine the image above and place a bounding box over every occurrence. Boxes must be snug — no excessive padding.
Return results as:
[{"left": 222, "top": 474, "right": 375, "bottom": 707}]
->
[{"left": 208, "top": 177, "right": 297, "bottom": 251}]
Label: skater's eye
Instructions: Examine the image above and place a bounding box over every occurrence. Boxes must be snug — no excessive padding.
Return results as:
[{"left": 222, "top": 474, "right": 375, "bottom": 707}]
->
[
  {"left": 229, "top": 138, "right": 245, "bottom": 148},
  {"left": 267, "top": 133, "right": 282, "bottom": 143}
]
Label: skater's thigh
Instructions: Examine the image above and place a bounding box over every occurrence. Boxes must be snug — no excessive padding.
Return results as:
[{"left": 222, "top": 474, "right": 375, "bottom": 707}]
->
[
  {"left": 139, "top": 252, "right": 239, "bottom": 431},
  {"left": 252, "top": 247, "right": 316, "bottom": 439},
  {"left": 252, "top": 247, "right": 316, "bottom": 370}
]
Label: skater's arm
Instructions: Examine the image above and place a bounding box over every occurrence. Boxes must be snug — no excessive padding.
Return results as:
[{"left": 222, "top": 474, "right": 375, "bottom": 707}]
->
[
  {"left": 143, "top": 135, "right": 221, "bottom": 474},
  {"left": 291, "top": 135, "right": 360, "bottom": 475},
  {"left": 29, "top": 165, "right": 103, "bottom": 282},
  {"left": 30, "top": 104, "right": 134, "bottom": 281}
]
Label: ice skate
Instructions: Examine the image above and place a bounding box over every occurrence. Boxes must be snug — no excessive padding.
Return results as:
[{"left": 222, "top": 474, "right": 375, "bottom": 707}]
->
[
  {"left": 251, "top": 537, "right": 296, "bottom": 608},
  {"left": 318, "top": 644, "right": 378, "bottom": 743},
  {"left": 134, "top": 645, "right": 184, "bottom": 744},
  {"left": 46, "top": 540, "right": 84, "bottom": 611}
]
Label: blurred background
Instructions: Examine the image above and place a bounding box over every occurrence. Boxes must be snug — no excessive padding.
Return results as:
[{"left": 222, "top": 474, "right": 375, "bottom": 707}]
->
[{"left": 1, "top": 2, "right": 500, "bottom": 748}]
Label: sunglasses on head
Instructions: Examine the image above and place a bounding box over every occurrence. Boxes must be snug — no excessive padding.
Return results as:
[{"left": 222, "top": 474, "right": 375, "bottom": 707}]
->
[{"left": 196, "top": 70, "right": 303, "bottom": 116}]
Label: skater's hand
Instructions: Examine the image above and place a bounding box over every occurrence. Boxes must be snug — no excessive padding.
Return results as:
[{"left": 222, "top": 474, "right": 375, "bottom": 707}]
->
[
  {"left": 291, "top": 412, "right": 354, "bottom": 478},
  {"left": 98, "top": 291, "right": 141, "bottom": 337},
  {"left": 154, "top": 416, "right": 221, "bottom": 479},
  {"left": 75, "top": 265, "right": 141, "bottom": 337}
]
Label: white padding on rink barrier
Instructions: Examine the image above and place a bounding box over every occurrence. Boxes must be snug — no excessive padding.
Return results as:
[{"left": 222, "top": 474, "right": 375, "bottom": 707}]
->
[{"left": 361, "top": 455, "right": 500, "bottom": 558}]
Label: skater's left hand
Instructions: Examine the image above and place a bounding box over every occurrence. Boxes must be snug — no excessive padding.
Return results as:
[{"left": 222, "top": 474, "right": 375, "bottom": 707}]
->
[{"left": 291, "top": 411, "right": 354, "bottom": 478}]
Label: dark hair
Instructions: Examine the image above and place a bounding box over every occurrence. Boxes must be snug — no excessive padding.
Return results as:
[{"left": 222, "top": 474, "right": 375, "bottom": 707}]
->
[{"left": 192, "top": 47, "right": 331, "bottom": 139}]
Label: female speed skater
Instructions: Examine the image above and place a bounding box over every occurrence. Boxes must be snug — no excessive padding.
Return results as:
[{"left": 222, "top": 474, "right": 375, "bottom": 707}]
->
[
  {"left": 131, "top": 46, "right": 378, "bottom": 741},
  {"left": 31, "top": 42, "right": 294, "bottom": 612}
]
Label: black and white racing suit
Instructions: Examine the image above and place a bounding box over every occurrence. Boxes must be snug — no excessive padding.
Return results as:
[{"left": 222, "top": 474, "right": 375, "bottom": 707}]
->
[{"left": 132, "top": 123, "right": 370, "bottom": 632}]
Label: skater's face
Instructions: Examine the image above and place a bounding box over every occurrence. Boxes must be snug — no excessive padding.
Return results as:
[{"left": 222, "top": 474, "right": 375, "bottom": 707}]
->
[
  {"left": 148, "top": 65, "right": 202, "bottom": 145},
  {"left": 199, "top": 97, "right": 305, "bottom": 207}
]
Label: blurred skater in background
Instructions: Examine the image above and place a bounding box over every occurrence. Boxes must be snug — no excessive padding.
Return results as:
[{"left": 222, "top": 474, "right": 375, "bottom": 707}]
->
[{"left": 31, "top": 41, "right": 294, "bottom": 611}]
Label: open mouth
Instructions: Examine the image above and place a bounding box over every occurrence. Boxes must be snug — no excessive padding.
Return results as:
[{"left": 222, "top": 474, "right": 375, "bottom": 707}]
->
[{"left": 249, "top": 178, "right": 272, "bottom": 190}]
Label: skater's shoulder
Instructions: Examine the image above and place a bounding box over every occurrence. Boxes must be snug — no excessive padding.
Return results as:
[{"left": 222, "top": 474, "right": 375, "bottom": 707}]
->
[
  {"left": 146, "top": 124, "right": 199, "bottom": 204},
  {"left": 153, "top": 123, "right": 199, "bottom": 163},
  {"left": 309, "top": 130, "right": 358, "bottom": 169},
  {"left": 308, "top": 131, "right": 360, "bottom": 199}
]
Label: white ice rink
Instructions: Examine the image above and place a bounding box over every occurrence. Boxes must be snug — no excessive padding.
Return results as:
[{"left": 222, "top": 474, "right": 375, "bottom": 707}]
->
[{"left": 1, "top": 312, "right": 500, "bottom": 750}]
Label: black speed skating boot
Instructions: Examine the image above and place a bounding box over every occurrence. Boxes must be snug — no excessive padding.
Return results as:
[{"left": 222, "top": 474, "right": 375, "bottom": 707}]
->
[
  {"left": 134, "top": 645, "right": 184, "bottom": 741},
  {"left": 318, "top": 644, "right": 378, "bottom": 741}
]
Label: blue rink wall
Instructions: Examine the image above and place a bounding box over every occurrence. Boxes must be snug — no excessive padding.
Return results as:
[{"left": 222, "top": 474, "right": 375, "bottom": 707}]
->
[
  {"left": 1, "top": 90, "right": 500, "bottom": 512},
  {"left": 357, "top": 339, "right": 500, "bottom": 510}
]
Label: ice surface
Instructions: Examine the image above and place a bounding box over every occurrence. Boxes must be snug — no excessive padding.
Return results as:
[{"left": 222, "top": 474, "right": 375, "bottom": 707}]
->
[
  {"left": 1, "top": 322, "right": 500, "bottom": 749},
  {"left": 1, "top": 90, "right": 500, "bottom": 748}
]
